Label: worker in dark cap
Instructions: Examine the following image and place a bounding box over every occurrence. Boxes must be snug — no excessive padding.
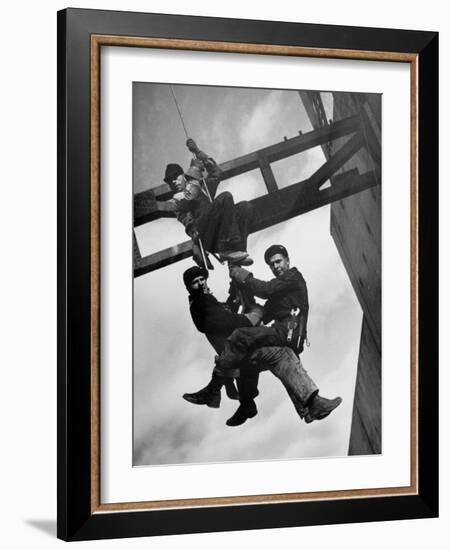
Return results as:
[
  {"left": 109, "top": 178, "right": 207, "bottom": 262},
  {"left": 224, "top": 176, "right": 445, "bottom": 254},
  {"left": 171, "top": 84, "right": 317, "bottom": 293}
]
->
[
  {"left": 165, "top": 158, "right": 253, "bottom": 265},
  {"left": 214, "top": 244, "right": 342, "bottom": 424},
  {"left": 182, "top": 265, "right": 261, "bottom": 410},
  {"left": 217, "top": 244, "right": 309, "bottom": 365},
  {"left": 152, "top": 139, "right": 255, "bottom": 267},
  {"left": 163, "top": 163, "right": 184, "bottom": 185},
  {"left": 161, "top": 163, "right": 212, "bottom": 268}
]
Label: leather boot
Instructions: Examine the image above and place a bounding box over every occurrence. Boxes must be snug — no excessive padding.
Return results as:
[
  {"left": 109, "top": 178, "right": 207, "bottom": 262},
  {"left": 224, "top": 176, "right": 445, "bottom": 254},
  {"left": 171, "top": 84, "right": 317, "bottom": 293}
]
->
[
  {"left": 209, "top": 373, "right": 239, "bottom": 400},
  {"left": 218, "top": 251, "right": 253, "bottom": 265},
  {"left": 226, "top": 400, "right": 258, "bottom": 427},
  {"left": 305, "top": 395, "right": 342, "bottom": 424},
  {"left": 182, "top": 386, "right": 221, "bottom": 408}
]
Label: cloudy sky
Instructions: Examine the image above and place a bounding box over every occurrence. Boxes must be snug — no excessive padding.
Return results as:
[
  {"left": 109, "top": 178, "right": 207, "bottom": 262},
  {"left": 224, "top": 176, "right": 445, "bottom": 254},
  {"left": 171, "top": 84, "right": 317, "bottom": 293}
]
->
[{"left": 133, "top": 83, "right": 362, "bottom": 466}]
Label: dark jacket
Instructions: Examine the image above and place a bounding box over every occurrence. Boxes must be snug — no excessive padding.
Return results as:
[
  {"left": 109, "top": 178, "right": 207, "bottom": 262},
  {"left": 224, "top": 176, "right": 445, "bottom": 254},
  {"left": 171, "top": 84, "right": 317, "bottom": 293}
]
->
[
  {"left": 246, "top": 267, "right": 308, "bottom": 321},
  {"left": 241, "top": 267, "right": 309, "bottom": 345},
  {"left": 189, "top": 292, "right": 252, "bottom": 353}
]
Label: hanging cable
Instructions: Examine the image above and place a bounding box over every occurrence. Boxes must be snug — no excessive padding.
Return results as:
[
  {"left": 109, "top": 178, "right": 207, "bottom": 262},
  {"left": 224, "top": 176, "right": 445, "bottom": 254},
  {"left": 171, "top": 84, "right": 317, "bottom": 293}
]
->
[
  {"left": 169, "top": 85, "right": 222, "bottom": 269},
  {"left": 169, "top": 85, "right": 189, "bottom": 140},
  {"left": 169, "top": 85, "right": 215, "bottom": 203}
]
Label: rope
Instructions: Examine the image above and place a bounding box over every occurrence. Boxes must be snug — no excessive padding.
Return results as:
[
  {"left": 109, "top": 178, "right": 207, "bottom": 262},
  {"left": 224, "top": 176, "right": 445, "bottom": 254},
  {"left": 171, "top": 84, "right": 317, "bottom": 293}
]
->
[
  {"left": 169, "top": 85, "right": 213, "bottom": 202},
  {"left": 169, "top": 85, "right": 227, "bottom": 271},
  {"left": 197, "top": 238, "right": 209, "bottom": 270},
  {"left": 200, "top": 177, "right": 213, "bottom": 203},
  {"left": 169, "top": 86, "right": 189, "bottom": 140}
]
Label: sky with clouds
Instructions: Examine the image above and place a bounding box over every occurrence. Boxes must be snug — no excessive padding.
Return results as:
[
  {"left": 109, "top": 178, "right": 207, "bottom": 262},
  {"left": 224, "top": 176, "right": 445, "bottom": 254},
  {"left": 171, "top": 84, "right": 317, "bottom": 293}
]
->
[{"left": 133, "top": 83, "right": 362, "bottom": 466}]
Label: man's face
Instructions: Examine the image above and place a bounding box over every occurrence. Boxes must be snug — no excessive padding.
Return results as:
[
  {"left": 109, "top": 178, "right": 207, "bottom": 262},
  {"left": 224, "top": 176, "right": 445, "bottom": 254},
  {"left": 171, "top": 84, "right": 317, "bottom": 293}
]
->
[
  {"left": 268, "top": 253, "right": 290, "bottom": 278},
  {"left": 186, "top": 138, "right": 197, "bottom": 151},
  {"left": 189, "top": 275, "right": 209, "bottom": 294},
  {"left": 172, "top": 173, "right": 186, "bottom": 192}
]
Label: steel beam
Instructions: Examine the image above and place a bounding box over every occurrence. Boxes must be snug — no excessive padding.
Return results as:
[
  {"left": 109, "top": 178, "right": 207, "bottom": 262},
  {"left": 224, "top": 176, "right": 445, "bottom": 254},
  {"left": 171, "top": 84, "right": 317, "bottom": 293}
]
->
[
  {"left": 258, "top": 152, "right": 279, "bottom": 194},
  {"left": 299, "top": 131, "right": 365, "bottom": 194},
  {"left": 251, "top": 169, "right": 376, "bottom": 233},
  {"left": 133, "top": 114, "right": 361, "bottom": 226},
  {"left": 134, "top": 240, "right": 192, "bottom": 277},
  {"left": 133, "top": 231, "right": 141, "bottom": 264},
  {"left": 298, "top": 90, "right": 332, "bottom": 159},
  {"left": 218, "top": 114, "right": 360, "bottom": 179},
  {"left": 134, "top": 189, "right": 176, "bottom": 227},
  {"left": 135, "top": 168, "right": 378, "bottom": 277}
]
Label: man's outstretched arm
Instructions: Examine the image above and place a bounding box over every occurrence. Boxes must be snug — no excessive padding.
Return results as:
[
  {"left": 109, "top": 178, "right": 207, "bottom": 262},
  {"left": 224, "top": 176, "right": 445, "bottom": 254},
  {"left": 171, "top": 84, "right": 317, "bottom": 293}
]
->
[{"left": 229, "top": 266, "right": 299, "bottom": 299}]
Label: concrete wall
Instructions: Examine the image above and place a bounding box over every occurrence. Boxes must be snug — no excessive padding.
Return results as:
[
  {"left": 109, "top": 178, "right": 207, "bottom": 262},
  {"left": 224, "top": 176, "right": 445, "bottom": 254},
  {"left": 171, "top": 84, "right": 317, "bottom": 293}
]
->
[{"left": 330, "top": 92, "right": 382, "bottom": 455}]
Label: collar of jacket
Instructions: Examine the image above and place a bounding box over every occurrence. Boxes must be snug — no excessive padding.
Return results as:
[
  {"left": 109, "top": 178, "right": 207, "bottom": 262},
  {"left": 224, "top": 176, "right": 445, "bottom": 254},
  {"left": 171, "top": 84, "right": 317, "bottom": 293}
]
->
[
  {"left": 277, "top": 267, "right": 300, "bottom": 280},
  {"left": 188, "top": 292, "right": 216, "bottom": 305}
]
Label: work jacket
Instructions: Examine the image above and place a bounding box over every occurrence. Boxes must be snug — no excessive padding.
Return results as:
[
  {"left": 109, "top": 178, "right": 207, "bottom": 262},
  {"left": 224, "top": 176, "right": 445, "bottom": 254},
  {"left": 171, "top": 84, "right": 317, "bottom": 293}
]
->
[
  {"left": 168, "top": 182, "right": 210, "bottom": 234},
  {"left": 233, "top": 266, "right": 309, "bottom": 342},
  {"left": 189, "top": 292, "right": 252, "bottom": 353}
]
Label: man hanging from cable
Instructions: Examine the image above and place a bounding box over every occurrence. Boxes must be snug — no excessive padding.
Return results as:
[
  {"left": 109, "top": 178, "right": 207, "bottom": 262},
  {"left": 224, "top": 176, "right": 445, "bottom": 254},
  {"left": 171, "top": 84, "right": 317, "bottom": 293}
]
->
[
  {"left": 152, "top": 86, "right": 255, "bottom": 269},
  {"left": 161, "top": 138, "right": 254, "bottom": 268}
]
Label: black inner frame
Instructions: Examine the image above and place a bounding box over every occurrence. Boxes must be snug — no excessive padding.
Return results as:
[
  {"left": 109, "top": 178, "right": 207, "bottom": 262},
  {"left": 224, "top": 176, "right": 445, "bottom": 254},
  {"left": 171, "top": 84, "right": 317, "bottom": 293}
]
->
[{"left": 57, "top": 8, "right": 438, "bottom": 541}]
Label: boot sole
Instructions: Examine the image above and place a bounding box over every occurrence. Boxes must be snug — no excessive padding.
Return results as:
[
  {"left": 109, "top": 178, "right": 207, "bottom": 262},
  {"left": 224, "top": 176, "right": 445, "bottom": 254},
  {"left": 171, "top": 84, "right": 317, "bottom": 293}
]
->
[
  {"left": 182, "top": 394, "right": 220, "bottom": 408},
  {"left": 230, "top": 258, "right": 253, "bottom": 266},
  {"left": 226, "top": 408, "right": 257, "bottom": 427},
  {"left": 305, "top": 397, "right": 342, "bottom": 424}
]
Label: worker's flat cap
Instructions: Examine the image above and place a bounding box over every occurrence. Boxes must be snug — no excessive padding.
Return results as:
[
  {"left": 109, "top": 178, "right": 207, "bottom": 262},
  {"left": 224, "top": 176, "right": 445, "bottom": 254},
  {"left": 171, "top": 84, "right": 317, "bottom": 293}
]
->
[{"left": 264, "top": 244, "right": 289, "bottom": 264}]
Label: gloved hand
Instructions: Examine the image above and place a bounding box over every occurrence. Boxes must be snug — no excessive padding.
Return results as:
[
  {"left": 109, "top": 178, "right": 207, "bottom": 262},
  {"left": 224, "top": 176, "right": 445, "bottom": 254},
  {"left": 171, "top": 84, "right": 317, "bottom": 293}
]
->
[
  {"left": 186, "top": 138, "right": 200, "bottom": 154},
  {"left": 244, "top": 305, "right": 264, "bottom": 326},
  {"left": 229, "top": 265, "right": 252, "bottom": 284}
]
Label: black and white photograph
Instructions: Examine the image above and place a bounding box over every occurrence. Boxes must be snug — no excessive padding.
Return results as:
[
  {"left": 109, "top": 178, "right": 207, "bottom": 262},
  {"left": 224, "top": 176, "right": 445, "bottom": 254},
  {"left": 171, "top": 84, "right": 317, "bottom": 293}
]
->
[
  {"left": 1, "top": 0, "right": 442, "bottom": 546},
  {"left": 133, "top": 83, "right": 381, "bottom": 466}
]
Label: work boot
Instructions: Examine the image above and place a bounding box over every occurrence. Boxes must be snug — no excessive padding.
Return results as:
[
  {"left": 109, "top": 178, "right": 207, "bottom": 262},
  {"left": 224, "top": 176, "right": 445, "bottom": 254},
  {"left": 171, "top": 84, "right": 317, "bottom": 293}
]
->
[
  {"left": 231, "top": 256, "right": 254, "bottom": 267},
  {"left": 305, "top": 395, "right": 343, "bottom": 424},
  {"left": 223, "top": 379, "right": 239, "bottom": 400},
  {"left": 226, "top": 401, "right": 258, "bottom": 427},
  {"left": 219, "top": 251, "right": 252, "bottom": 264},
  {"left": 182, "top": 387, "right": 221, "bottom": 408}
]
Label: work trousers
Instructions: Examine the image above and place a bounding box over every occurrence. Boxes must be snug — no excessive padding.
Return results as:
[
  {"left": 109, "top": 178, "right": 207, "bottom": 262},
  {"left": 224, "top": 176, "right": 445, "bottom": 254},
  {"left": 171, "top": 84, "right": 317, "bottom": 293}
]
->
[
  {"left": 206, "top": 332, "right": 260, "bottom": 403},
  {"left": 241, "top": 346, "right": 319, "bottom": 419},
  {"left": 197, "top": 191, "right": 253, "bottom": 253},
  {"left": 220, "top": 324, "right": 300, "bottom": 371},
  {"left": 235, "top": 201, "right": 253, "bottom": 252}
]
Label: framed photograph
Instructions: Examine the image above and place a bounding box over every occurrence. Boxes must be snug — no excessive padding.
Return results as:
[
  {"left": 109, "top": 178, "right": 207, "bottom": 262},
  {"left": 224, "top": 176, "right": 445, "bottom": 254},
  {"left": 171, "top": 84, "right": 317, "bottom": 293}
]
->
[{"left": 57, "top": 8, "right": 438, "bottom": 541}]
